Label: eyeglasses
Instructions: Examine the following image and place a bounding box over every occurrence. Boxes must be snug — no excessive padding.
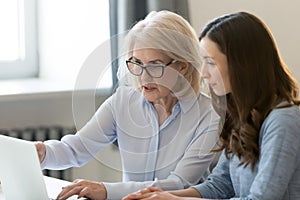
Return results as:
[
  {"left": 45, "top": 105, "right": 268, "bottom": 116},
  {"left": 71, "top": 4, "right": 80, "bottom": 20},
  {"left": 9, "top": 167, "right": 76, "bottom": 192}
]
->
[{"left": 126, "top": 58, "right": 177, "bottom": 78}]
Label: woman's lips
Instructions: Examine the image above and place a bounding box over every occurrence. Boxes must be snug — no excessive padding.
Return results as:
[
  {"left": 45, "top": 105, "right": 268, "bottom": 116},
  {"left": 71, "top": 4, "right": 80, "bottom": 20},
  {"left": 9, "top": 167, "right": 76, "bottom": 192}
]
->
[{"left": 142, "top": 85, "right": 156, "bottom": 92}]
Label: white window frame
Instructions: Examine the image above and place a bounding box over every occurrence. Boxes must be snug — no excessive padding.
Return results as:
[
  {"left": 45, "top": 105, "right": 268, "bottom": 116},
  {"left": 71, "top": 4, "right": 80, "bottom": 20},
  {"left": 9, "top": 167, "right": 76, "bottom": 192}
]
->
[{"left": 0, "top": 0, "right": 38, "bottom": 79}]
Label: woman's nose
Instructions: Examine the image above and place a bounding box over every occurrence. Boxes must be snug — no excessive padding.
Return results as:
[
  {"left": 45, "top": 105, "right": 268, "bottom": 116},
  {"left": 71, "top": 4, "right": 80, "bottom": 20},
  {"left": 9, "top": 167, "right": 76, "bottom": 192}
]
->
[
  {"left": 140, "top": 69, "right": 153, "bottom": 81},
  {"left": 200, "top": 66, "right": 209, "bottom": 79}
]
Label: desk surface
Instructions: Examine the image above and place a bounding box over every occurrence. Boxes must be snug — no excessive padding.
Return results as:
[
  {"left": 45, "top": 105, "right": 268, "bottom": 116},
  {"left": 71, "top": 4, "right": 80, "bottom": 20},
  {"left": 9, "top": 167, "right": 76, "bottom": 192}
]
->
[{"left": 0, "top": 176, "right": 82, "bottom": 200}]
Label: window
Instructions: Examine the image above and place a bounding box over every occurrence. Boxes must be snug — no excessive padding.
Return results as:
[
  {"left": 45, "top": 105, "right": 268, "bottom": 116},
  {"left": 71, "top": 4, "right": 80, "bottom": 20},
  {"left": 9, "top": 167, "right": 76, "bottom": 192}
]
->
[
  {"left": 0, "top": 0, "right": 112, "bottom": 92},
  {"left": 0, "top": 0, "right": 38, "bottom": 79},
  {"left": 38, "top": 0, "right": 112, "bottom": 90}
]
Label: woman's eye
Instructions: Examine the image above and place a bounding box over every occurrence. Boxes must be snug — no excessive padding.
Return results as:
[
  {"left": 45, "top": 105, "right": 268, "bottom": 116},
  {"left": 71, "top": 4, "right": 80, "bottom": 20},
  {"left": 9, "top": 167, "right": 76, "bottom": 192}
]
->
[
  {"left": 203, "top": 58, "right": 215, "bottom": 66},
  {"left": 205, "top": 60, "right": 215, "bottom": 66}
]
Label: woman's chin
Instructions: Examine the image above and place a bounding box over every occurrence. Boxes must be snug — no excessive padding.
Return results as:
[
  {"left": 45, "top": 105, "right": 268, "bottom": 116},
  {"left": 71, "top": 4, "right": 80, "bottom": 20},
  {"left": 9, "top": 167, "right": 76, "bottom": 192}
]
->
[
  {"left": 213, "top": 89, "right": 228, "bottom": 96},
  {"left": 142, "top": 90, "right": 156, "bottom": 102}
]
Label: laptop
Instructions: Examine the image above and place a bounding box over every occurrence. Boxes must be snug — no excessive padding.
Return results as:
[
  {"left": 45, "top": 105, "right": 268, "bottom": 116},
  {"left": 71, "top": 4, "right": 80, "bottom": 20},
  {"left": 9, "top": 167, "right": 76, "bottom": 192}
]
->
[{"left": 0, "top": 135, "right": 86, "bottom": 200}]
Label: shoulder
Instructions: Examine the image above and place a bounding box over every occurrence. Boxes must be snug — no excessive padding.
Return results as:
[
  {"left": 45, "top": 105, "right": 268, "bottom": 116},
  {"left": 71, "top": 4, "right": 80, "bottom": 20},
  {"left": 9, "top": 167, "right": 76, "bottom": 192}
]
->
[
  {"left": 198, "top": 92, "right": 218, "bottom": 117},
  {"left": 179, "top": 92, "right": 214, "bottom": 115},
  {"left": 101, "top": 86, "right": 141, "bottom": 109},
  {"left": 264, "top": 105, "right": 300, "bottom": 127},
  {"left": 113, "top": 86, "right": 137, "bottom": 95},
  {"left": 111, "top": 86, "right": 141, "bottom": 101},
  {"left": 191, "top": 92, "right": 220, "bottom": 124},
  {"left": 196, "top": 92, "right": 214, "bottom": 109},
  {"left": 107, "top": 86, "right": 146, "bottom": 111},
  {"left": 260, "top": 105, "right": 300, "bottom": 141},
  {"left": 198, "top": 92, "right": 211, "bottom": 102}
]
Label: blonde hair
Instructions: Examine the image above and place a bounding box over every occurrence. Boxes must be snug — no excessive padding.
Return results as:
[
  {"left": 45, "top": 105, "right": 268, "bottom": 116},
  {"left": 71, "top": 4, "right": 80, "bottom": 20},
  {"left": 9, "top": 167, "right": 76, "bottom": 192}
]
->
[{"left": 117, "top": 10, "right": 202, "bottom": 99}]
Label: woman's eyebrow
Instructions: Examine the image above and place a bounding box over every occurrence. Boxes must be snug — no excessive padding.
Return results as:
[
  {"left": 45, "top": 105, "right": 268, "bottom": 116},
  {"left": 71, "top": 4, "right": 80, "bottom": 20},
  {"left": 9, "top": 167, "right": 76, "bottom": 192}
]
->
[
  {"left": 130, "top": 56, "right": 141, "bottom": 63},
  {"left": 130, "top": 56, "right": 137, "bottom": 60},
  {"left": 148, "top": 59, "right": 165, "bottom": 63},
  {"left": 203, "top": 56, "right": 213, "bottom": 59},
  {"left": 131, "top": 57, "right": 165, "bottom": 64}
]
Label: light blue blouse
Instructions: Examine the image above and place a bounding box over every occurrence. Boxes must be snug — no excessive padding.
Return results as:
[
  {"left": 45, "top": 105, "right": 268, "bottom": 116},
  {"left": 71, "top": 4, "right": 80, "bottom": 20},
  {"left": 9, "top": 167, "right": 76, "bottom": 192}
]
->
[
  {"left": 193, "top": 105, "right": 300, "bottom": 200},
  {"left": 41, "top": 86, "right": 220, "bottom": 199}
]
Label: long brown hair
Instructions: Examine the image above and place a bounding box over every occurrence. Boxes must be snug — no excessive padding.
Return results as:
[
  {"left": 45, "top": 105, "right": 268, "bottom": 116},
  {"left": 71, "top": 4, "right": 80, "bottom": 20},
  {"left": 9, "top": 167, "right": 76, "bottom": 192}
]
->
[{"left": 200, "top": 11, "right": 300, "bottom": 170}]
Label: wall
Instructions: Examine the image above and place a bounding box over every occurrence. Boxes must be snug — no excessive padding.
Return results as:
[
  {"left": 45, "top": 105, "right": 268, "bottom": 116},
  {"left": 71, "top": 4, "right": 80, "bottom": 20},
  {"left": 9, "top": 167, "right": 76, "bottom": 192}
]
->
[
  {"left": 188, "top": 0, "right": 300, "bottom": 85},
  {"left": 0, "top": 92, "right": 76, "bottom": 129}
]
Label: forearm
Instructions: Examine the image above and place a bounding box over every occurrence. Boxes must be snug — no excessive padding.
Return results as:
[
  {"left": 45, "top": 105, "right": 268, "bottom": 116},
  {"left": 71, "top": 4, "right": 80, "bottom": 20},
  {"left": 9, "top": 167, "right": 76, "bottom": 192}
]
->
[
  {"left": 103, "top": 180, "right": 156, "bottom": 200},
  {"left": 170, "top": 188, "right": 202, "bottom": 198},
  {"left": 41, "top": 138, "right": 82, "bottom": 169},
  {"left": 103, "top": 177, "right": 200, "bottom": 200},
  {"left": 41, "top": 135, "right": 96, "bottom": 169}
]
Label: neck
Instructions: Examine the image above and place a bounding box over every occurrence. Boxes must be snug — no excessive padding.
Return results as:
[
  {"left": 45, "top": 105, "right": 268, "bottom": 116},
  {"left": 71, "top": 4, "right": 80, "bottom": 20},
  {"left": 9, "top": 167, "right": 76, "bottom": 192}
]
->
[{"left": 152, "top": 96, "right": 178, "bottom": 125}]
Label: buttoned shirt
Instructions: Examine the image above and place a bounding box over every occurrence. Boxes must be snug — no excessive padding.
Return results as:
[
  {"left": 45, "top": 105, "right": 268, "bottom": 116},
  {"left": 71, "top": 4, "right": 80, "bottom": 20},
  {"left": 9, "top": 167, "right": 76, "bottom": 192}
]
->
[{"left": 42, "top": 86, "right": 220, "bottom": 199}]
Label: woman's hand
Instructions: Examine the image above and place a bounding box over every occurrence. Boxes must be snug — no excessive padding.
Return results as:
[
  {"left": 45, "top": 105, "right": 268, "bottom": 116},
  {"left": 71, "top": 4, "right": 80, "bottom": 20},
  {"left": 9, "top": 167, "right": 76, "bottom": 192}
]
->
[
  {"left": 122, "top": 187, "right": 162, "bottom": 200},
  {"left": 56, "top": 179, "right": 107, "bottom": 200},
  {"left": 122, "top": 187, "right": 180, "bottom": 200},
  {"left": 34, "top": 141, "right": 46, "bottom": 162},
  {"left": 122, "top": 187, "right": 206, "bottom": 200}
]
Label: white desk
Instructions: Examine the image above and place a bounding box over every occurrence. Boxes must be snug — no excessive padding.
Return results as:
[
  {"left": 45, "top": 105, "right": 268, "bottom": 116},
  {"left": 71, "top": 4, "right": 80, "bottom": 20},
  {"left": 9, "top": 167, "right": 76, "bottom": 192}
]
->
[{"left": 0, "top": 176, "right": 84, "bottom": 200}]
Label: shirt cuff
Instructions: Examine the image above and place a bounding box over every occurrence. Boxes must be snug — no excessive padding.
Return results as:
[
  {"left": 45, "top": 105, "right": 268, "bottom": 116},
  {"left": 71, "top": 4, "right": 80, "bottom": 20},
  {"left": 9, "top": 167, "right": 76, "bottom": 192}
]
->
[{"left": 103, "top": 181, "right": 152, "bottom": 200}]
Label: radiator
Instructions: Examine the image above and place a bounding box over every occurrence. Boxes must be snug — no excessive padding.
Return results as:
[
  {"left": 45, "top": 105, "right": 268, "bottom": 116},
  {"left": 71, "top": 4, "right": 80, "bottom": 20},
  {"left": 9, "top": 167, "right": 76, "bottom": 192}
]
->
[{"left": 0, "top": 126, "right": 75, "bottom": 181}]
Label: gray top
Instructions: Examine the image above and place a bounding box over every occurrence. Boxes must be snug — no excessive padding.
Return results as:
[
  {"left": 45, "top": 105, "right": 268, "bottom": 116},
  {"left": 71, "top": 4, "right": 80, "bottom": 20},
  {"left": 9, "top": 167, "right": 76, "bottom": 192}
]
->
[{"left": 193, "top": 104, "right": 300, "bottom": 200}]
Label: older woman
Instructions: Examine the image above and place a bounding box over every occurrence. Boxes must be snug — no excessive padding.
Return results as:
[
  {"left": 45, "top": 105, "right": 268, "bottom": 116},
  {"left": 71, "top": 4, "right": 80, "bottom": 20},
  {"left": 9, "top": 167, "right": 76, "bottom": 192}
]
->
[{"left": 35, "top": 10, "right": 220, "bottom": 200}]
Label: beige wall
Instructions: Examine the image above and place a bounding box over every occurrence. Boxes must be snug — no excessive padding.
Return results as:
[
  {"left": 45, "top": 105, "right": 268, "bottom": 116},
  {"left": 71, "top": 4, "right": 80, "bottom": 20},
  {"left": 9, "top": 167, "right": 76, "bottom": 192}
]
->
[{"left": 188, "top": 0, "right": 300, "bottom": 87}]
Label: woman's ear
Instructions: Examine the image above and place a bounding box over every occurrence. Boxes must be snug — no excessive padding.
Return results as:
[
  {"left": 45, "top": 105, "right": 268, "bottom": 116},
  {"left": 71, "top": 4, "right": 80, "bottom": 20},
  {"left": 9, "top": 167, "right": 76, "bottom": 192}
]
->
[{"left": 178, "top": 62, "right": 189, "bottom": 76}]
